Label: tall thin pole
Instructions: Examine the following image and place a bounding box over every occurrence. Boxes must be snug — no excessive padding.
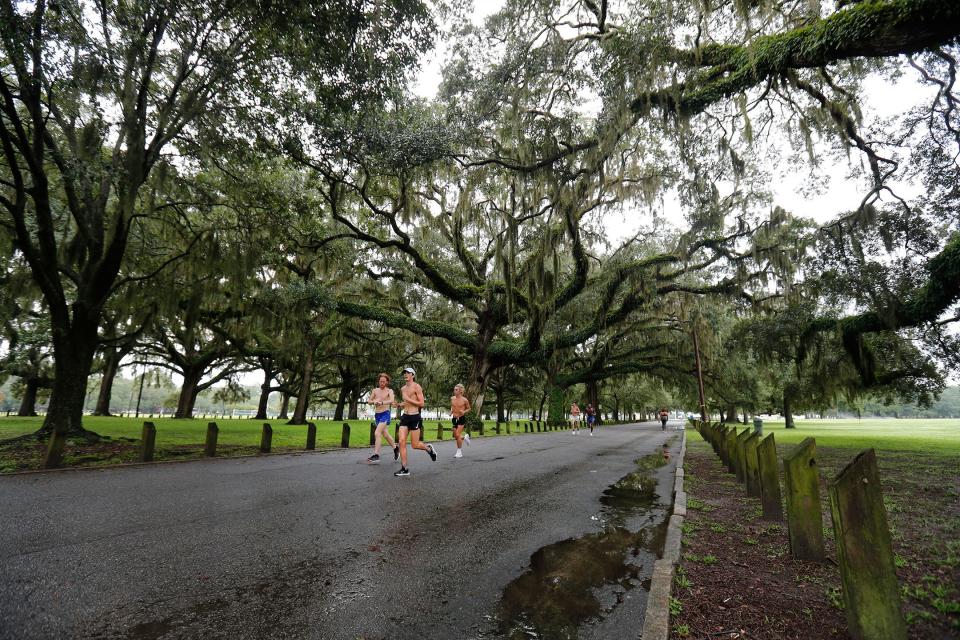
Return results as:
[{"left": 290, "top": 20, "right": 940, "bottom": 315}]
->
[
  {"left": 692, "top": 328, "right": 708, "bottom": 423},
  {"left": 135, "top": 370, "right": 146, "bottom": 418}
]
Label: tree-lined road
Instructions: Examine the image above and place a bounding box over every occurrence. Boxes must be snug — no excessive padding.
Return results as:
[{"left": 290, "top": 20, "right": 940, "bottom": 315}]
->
[{"left": 0, "top": 423, "right": 679, "bottom": 640}]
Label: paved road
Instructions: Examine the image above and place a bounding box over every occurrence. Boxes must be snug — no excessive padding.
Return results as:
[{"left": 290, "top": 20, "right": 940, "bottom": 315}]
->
[{"left": 0, "top": 421, "right": 681, "bottom": 640}]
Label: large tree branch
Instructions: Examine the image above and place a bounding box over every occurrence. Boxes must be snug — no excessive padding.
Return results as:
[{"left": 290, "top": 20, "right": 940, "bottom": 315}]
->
[{"left": 631, "top": 0, "right": 960, "bottom": 118}]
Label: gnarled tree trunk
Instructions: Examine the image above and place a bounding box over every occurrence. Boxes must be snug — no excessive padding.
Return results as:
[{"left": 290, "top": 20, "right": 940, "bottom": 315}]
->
[
  {"left": 93, "top": 347, "right": 124, "bottom": 416},
  {"left": 17, "top": 378, "right": 41, "bottom": 417},
  {"left": 289, "top": 340, "right": 315, "bottom": 425}
]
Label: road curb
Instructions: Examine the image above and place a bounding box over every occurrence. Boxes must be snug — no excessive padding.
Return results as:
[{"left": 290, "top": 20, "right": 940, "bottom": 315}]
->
[{"left": 641, "top": 428, "right": 686, "bottom": 639}]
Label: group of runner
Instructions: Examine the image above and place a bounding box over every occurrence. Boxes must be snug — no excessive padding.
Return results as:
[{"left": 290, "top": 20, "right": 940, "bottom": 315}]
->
[
  {"left": 365, "top": 367, "right": 470, "bottom": 477},
  {"left": 567, "top": 401, "right": 597, "bottom": 435},
  {"left": 364, "top": 368, "right": 654, "bottom": 476}
]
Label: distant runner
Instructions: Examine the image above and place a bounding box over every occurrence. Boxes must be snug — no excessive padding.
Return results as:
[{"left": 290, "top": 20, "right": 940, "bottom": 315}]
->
[
  {"left": 366, "top": 373, "right": 399, "bottom": 464},
  {"left": 585, "top": 403, "right": 596, "bottom": 436},
  {"left": 660, "top": 407, "right": 669, "bottom": 431},
  {"left": 450, "top": 384, "right": 472, "bottom": 458},
  {"left": 570, "top": 401, "right": 581, "bottom": 434},
  {"left": 394, "top": 366, "right": 437, "bottom": 477}
]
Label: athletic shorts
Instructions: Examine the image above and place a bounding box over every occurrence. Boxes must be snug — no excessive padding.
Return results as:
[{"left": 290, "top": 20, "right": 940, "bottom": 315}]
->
[
  {"left": 587, "top": 415, "right": 595, "bottom": 424},
  {"left": 452, "top": 416, "right": 466, "bottom": 427},
  {"left": 570, "top": 414, "right": 579, "bottom": 421},
  {"left": 375, "top": 410, "right": 391, "bottom": 425},
  {"left": 399, "top": 413, "right": 422, "bottom": 430}
]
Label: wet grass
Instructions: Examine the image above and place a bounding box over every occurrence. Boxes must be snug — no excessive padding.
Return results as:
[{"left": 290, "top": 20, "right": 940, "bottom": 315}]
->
[
  {"left": 718, "top": 418, "right": 960, "bottom": 455},
  {"left": 0, "top": 415, "right": 637, "bottom": 472}
]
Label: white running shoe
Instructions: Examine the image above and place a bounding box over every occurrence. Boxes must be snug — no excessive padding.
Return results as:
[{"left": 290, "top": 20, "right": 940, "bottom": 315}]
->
[
  {"left": 464, "top": 433, "right": 471, "bottom": 445},
  {"left": 589, "top": 432, "right": 593, "bottom": 436},
  {"left": 454, "top": 449, "right": 463, "bottom": 458}
]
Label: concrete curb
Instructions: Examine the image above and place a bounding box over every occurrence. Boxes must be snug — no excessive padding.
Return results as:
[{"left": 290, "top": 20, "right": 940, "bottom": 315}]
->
[{"left": 641, "top": 429, "right": 687, "bottom": 639}]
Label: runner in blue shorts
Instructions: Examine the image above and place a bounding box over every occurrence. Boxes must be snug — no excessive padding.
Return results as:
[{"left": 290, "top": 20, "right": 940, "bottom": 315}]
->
[{"left": 366, "top": 373, "right": 399, "bottom": 464}]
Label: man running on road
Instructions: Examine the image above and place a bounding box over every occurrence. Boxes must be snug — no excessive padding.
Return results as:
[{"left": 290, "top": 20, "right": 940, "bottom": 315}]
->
[
  {"left": 450, "top": 383, "right": 472, "bottom": 458},
  {"left": 570, "top": 401, "right": 582, "bottom": 434},
  {"left": 394, "top": 367, "right": 437, "bottom": 477},
  {"left": 366, "top": 373, "right": 400, "bottom": 464},
  {"left": 585, "top": 403, "right": 597, "bottom": 436}
]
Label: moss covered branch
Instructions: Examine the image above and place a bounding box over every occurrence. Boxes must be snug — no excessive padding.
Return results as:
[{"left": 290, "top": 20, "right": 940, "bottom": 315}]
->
[{"left": 631, "top": 0, "right": 960, "bottom": 117}]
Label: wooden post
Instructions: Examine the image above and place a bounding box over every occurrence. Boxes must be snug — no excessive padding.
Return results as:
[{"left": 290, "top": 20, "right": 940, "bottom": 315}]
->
[
  {"left": 306, "top": 422, "right": 316, "bottom": 450},
  {"left": 369, "top": 422, "right": 377, "bottom": 446},
  {"left": 723, "top": 427, "right": 737, "bottom": 474},
  {"left": 139, "top": 421, "right": 157, "bottom": 462},
  {"left": 340, "top": 423, "right": 350, "bottom": 448},
  {"left": 757, "top": 434, "right": 783, "bottom": 520},
  {"left": 478, "top": 421, "right": 484, "bottom": 436},
  {"left": 205, "top": 422, "right": 218, "bottom": 457},
  {"left": 744, "top": 432, "right": 762, "bottom": 498},
  {"left": 735, "top": 429, "right": 751, "bottom": 483},
  {"left": 494, "top": 422, "right": 501, "bottom": 434},
  {"left": 829, "top": 449, "right": 907, "bottom": 640},
  {"left": 260, "top": 423, "right": 272, "bottom": 453},
  {"left": 783, "top": 438, "right": 825, "bottom": 561},
  {"left": 436, "top": 422, "right": 444, "bottom": 440},
  {"left": 506, "top": 421, "right": 511, "bottom": 435}
]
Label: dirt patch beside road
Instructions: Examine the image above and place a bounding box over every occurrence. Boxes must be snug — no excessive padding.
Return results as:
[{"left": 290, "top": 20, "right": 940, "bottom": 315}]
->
[{"left": 669, "top": 438, "right": 959, "bottom": 639}]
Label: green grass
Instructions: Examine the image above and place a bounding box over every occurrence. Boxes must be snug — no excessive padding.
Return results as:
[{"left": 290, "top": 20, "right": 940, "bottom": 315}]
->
[
  {"left": 694, "top": 418, "right": 960, "bottom": 455},
  {"left": 0, "top": 415, "right": 574, "bottom": 447}
]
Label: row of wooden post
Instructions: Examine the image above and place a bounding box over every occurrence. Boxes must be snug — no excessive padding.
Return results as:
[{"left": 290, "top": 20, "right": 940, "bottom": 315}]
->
[
  {"left": 138, "top": 421, "right": 325, "bottom": 462},
  {"left": 692, "top": 420, "right": 907, "bottom": 640},
  {"left": 137, "top": 416, "right": 573, "bottom": 464}
]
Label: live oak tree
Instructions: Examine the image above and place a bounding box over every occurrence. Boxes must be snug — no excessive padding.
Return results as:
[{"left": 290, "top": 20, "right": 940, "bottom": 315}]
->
[{"left": 0, "top": 0, "right": 434, "bottom": 466}]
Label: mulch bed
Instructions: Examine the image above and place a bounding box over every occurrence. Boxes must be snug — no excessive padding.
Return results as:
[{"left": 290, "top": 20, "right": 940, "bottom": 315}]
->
[{"left": 669, "top": 436, "right": 960, "bottom": 639}]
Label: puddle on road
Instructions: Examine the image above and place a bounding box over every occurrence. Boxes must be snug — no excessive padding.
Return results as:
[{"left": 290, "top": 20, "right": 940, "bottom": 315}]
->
[{"left": 494, "top": 453, "right": 671, "bottom": 639}]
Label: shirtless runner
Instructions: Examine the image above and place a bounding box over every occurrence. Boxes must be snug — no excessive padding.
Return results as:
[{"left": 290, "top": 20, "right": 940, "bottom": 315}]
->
[
  {"left": 366, "top": 373, "right": 399, "bottom": 464},
  {"left": 570, "top": 401, "right": 582, "bottom": 434},
  {"left": 394, "top": 367, "right": 437, "bottom": 477},
  {"left": 450, "top": 384, "right": 472, "bottom": 458}
]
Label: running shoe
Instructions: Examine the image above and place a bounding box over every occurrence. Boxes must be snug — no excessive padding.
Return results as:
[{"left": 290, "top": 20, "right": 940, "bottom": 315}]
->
[
  {"left": 394, "top": 467, "right": 410, "bottom": 477},
  {"left": 589, "top": 432, "right": 593, "bottom": 437},
  {"left": 454, "top": 449, "right": 463, "bottom": 458},
  {"left": 393, "top": 445, "right": 400, "bottom": 461},
  {"left": 427, "top": 443, "right": 437, "bottom": 461},
  {"left": 463, "top": 433, "right": 471, "bottom": 445},
  {"left": 367, "top": 454, "right": 380, "bottom": 464}
]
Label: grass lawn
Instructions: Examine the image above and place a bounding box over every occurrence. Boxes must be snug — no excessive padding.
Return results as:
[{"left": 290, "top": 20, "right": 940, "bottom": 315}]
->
[
  {"left": 0, "top": 414, "right": 601, "bottom": 472},
  {"left": 712, "top": 417, "right": 960, "bottom": 456}
]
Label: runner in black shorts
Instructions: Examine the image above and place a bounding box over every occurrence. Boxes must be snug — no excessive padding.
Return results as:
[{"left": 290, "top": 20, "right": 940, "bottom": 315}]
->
[
  {"left": 450, "top": 383, "right": 471, "bottom": 458},
  {"left": 394, "top": 367, "right": 436, "bottom": 477}
]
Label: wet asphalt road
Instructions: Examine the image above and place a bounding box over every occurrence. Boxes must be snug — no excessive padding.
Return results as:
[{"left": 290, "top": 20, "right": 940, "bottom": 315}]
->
[{"left": 0, "top": 421, "right": 680, "bottom": 640}]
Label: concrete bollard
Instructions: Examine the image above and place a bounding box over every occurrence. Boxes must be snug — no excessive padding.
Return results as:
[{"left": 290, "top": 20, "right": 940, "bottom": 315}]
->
[
  {"left": 260, "top": 423, "right": 273, "bottom": 453},
  {"left": 205, "top": 422, "right": 218, "bottom": 457},
  {"left": 306, "top": 422, "right": 317, "bottom": 450},
  {"left": 757, "top": 434, "right": 783, "bottom": 520},
  {"left": 138, "top": 422, "right": 157, "bottom": 462},
  {"left": 829, "top": 449, "right": 907, "bottom": 640},
  {"left": 744, "top": 432, "right": 762, "bottom": 498},
  {"left": 783, "top": 438, "right": 825, "bottom": 561},
  {"left": 340, "top": 423, "right": 350, "bottom": 448},
  {"left": 370, "top": 422, "right": 377, "bottom": 446}
]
